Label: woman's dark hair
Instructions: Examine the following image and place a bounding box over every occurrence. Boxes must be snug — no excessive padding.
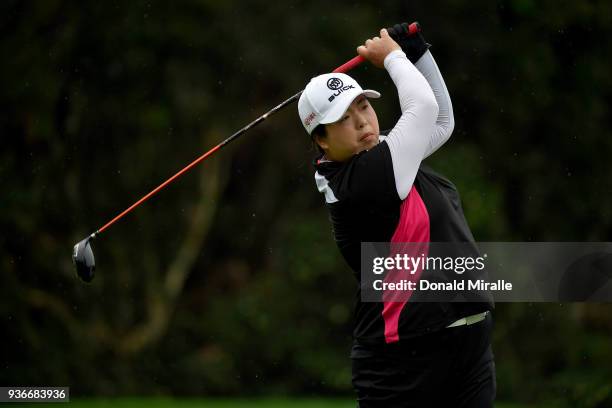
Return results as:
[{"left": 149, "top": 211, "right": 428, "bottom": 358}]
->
[{"left": 311, "top": 124, "right": 326, "bottom": 155}]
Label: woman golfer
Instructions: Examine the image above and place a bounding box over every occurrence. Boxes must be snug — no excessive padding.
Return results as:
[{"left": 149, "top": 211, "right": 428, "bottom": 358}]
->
[{"left": 298, "top": 26, "right": 496, "bottom": 407}]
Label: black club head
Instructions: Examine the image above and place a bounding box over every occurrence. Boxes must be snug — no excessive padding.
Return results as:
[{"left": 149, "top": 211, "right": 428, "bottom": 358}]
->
[{"left": 72, "top": 234, "right": 96, "bottom": 282}]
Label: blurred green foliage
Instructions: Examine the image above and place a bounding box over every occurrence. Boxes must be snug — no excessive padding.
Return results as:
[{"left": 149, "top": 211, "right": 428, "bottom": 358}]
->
[
  {"left": 18, "top": 397, "right": 547, "bottom": 408},
  {"left": 2, "top": 0, "right": 612, "bottom": 406}
]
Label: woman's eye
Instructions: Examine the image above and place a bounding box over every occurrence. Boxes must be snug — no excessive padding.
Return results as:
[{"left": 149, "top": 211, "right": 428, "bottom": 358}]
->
[{"left": 341, "top": 115, "right": 349, "bottom": 122}]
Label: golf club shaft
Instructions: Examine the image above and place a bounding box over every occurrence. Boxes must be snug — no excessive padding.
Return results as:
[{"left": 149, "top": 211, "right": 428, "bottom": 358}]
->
[
  {"left": 94, "top": 22, "right": 420, "bottom": 237},
  {"left": 96, "top": 91, "right": 303, "bottom": 235}
]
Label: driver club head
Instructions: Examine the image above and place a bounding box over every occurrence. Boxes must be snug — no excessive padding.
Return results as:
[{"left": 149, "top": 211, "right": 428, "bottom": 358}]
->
[{"left": 72, "top": 234, "right": 96, "bottom": 282}]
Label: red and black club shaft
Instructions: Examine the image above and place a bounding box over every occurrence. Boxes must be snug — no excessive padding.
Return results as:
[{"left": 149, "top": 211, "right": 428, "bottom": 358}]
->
[{"left": 72, "top": 22, "right": 420, "bottom": 282}]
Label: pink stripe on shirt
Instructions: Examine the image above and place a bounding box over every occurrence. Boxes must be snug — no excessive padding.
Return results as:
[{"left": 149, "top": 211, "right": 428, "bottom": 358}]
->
[{"left": 382, "top": 185, "right": 430, "bottom": 343}]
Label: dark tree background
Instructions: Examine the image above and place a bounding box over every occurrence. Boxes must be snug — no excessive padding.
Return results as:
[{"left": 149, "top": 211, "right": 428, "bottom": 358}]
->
[{"left": 2, "top": 1, "right": 611, "bottom": 406}]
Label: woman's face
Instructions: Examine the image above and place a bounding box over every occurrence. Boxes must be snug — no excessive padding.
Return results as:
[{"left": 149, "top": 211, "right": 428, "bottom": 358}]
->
[{"left": 316, "top": 95, "right": 380, "bottom": 162}]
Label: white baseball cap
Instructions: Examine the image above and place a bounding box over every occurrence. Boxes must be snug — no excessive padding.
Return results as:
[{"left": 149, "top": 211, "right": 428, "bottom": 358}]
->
[{"left": 298, "top": 73, "right": 381, "bottom": 135}]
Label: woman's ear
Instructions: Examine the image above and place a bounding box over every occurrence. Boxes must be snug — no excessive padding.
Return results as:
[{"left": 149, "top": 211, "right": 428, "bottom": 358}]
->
[{"left": 314, "top": 135, "right": 328, "bottom": 151}]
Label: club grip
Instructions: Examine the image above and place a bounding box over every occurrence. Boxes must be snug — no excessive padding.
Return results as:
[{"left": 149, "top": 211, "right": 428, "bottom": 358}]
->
[{"left": 332, "top": 22, "right": 420, "bottom": 73}]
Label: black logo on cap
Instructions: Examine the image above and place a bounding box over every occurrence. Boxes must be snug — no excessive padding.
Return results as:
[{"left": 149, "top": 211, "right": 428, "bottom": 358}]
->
[{"left": 327, "top": 78, "right": 343, "bottom": 90}]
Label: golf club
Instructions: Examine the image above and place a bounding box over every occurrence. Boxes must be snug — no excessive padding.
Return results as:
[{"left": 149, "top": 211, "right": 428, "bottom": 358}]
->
[{"left": 72, "top": 22, "right": 421, "bottom": 282}]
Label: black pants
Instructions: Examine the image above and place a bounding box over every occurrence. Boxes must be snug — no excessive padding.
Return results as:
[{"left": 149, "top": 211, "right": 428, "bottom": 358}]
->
[{"left": 352, "top": 313, "right": 496, "bottom": 408}]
